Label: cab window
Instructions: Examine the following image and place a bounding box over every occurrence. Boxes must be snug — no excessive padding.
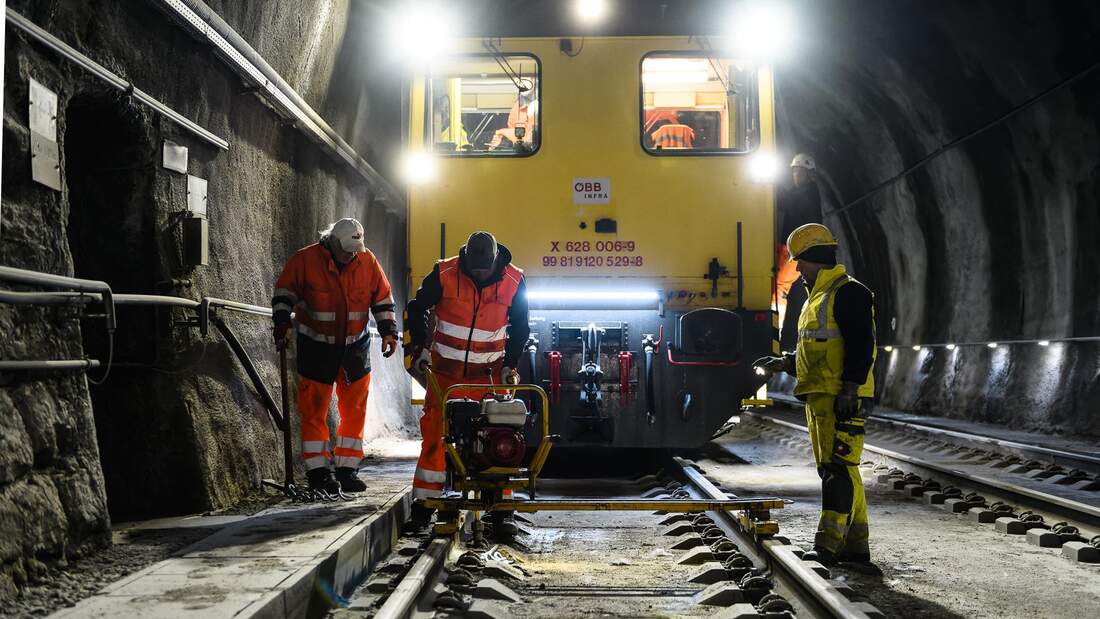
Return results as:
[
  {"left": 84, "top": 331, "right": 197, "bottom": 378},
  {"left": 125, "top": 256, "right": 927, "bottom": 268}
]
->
[
  {"left": 641, "top": 54, "right": 758, "bottom": 154},
  {"left": 425, "top": 54, "right": 540, "bottom": 156}
]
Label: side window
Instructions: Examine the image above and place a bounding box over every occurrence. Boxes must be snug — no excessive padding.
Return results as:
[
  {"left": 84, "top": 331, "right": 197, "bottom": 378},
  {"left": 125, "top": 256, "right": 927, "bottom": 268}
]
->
[
  {"left": 641, "top": 54, "right": 758, "bottom": 154},
  {"left": 426, "top": 54, "right": 540, "bottom": 156}
]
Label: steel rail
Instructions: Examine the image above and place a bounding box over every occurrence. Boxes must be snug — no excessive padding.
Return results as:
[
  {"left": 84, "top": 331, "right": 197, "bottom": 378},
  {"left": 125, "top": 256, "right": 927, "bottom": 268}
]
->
[
  {"left": 769, "top": 392, "right": 1100, "bottom": 470},
  {"left": 743, "top": 410, "right": 1100, "bottom": 530},
  {"left": 5, "top": 8, "right": 229, "bottom": 151},
  {"left": 374, "top": 537, "right": 452, "bottom": 619},
  {"left": 670, "top": 456, "right": 875, "bottom": 619}
]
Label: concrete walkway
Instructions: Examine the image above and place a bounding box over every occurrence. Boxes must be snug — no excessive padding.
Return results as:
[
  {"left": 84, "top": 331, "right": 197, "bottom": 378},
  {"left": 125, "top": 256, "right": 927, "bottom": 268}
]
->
[{"left": 54, "top": 459, "right": 414, "bottom": 618}]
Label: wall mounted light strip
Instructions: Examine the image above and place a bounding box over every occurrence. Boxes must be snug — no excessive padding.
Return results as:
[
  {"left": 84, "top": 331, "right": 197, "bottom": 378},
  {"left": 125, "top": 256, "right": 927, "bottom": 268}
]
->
[{"left": 880, "top": 335, "right": 1100, "bottom": 350}]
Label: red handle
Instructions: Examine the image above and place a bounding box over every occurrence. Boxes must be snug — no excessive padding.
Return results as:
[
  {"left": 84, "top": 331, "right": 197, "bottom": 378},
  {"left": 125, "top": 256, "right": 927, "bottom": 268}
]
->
[
  {"left": 618, "top": 351, "right": 633, "bottom": 404},
  {"left": 547, "top": 351, "right": 562, "bottom": 404}
]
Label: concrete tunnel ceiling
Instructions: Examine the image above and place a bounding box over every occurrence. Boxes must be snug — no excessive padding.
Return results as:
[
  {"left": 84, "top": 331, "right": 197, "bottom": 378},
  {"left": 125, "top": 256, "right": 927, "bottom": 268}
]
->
[{"left": 444, "top": 0, "right": 1100, "bottom": 435}]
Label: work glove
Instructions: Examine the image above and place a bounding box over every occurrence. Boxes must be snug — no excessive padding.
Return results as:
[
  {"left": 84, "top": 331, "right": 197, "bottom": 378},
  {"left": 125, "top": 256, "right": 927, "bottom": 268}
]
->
[
  {"left": 834, "top": 381, "right": 863, "bottom": 420},
  {"left": 273, "top": 321, "right": 292, "bottom": 349},
  {"left": 502, "top": 366, "right": 520, "bottom": 385},
  {"left": 381, "top": 334, "right": 398, "bottom": 358},
  {"left": 412, "top": 346, "right": 432, "bottom": 373},
  {"left": 752, "top": 355, "right": 792, "bottom": 377}
]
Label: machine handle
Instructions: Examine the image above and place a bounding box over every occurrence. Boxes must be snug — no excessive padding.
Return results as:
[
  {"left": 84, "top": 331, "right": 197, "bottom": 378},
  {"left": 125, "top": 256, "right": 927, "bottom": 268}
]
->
[{"left": 666, "top": 345, "right": 741, "bottom": 367}]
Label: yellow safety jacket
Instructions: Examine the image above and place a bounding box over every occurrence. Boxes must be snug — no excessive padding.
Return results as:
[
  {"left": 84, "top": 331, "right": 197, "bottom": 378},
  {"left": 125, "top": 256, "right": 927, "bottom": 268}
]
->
[{"left": 794, "top": 264, "right": 876, "bottom": 398}]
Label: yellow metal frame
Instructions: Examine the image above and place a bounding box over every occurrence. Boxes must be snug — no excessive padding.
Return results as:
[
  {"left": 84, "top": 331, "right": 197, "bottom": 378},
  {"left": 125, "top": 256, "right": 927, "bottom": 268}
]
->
[{"left": 407, "top": 36, "right": 777, "bottom": 312}]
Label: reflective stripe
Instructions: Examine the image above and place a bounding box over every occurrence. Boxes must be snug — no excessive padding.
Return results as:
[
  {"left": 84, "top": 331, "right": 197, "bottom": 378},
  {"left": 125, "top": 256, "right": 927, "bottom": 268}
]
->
[
  {"left": 436, "top": 318, "right": 508, "bottom": 343},
  {"left": 413, "top": 486, "right": 442, "bottom": 500},
  {"left": 432, "top": 342, "right": 504, "bottom": 364},
  {"left": 346, "top": 327, "right": 371, "bottom": 345},
  {"left": 273, "top": 288, "right": 298, "bottom": 302},
  {"left": 334, "top": 455, "right": 361, "bottom": 468},
  {"left": 307, "top": 309, "right": 336, "bottom": 321},
  {"left": 414, "top": 468, "right": 447, "bottom": 484},
  {"left": 304, "top": 456, "right": 328, "bottom": 469},
  {"left": 815, "top": 275, "right": 851, "bottom": 331},
  {"left": 374, "top": 310, "right": 396, "bottom": 322},
  {"left": 273, "top": 302, "right": 294, "bottom": 314},
  {"left": 348, "top": 311, "right": 370, "bottom": 320},
  {"left": 799, "top": 328, "right": 842, "bottom": 340},
  {"left": 297, "top": 323, "right": 336, "bottom": 344},
  {"left": 376, "top": 294, "right": 396, "bottom": 306},
  {"left": 336, "top": 436, "right": 363, "bottom": 451},
  {"left": 302, "top": 440, "right": 327, "bottom": 453}
]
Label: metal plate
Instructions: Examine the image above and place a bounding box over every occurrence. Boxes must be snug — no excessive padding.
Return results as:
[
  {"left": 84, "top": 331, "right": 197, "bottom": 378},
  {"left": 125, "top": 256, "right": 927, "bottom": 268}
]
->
[
  {"left": 162, "top": 140, "right": 188, "bottom": 173},
  {"left": 30, "top": 132, "right": 61, "bottom": 191},
  {"left": 29, "top": 78, "right": 57, "bottom": 139},
  {"left": 186, "top": 174, "right": 207, "bottom": 216}
]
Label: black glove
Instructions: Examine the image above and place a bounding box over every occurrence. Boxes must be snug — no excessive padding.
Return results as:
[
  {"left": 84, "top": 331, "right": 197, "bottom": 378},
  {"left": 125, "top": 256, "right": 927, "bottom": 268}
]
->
[
  {"left": 273, "top": 321, "right": 292, "bottom": 349},
  {"left": 752, "top": 355, "right": 791, "bottom": 377},
  {"left": 834, "top": 381, "right": 862, "bottom": 420}
]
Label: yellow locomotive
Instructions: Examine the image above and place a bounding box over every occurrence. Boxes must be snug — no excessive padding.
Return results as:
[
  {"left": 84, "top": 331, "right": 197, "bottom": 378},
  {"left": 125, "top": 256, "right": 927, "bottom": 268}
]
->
[{"left": 405, "top": 35, "right": 779, "bottom": 449}]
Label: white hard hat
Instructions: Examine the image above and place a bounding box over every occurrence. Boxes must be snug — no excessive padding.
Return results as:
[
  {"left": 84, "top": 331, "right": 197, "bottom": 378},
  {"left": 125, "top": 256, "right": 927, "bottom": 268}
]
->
[
  {"left": 790, "top": 153, "right": 816, "bottom": 171},
  {"left": 323, "top": 218, "right": 366, "bottom": 253}
]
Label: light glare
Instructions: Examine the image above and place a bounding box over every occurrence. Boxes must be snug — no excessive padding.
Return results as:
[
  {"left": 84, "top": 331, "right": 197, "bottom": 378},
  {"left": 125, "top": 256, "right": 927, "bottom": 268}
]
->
[
  {"left": 883, "top": 346, "right": 894, "bottom": 352},
  {"left": 730, "top": 2, "right": 796, "bottom": 61},
  {"left": 749, "top": 152, "right": 780, "bottom": 183},
  {"left": 946, "top": 344, "right": 956, "bottom": 350},
  {"left": 388, "top": 2, "right": 457, "bottom": 63},
  {"left": 1038, "top": 340, "right": 1051, "bottom": 346},
  {"left": 911, "top": 345, "right": 922, "bottom": 352},
  {"left": 401, "top": 152, "right": 437, "bottom": 185},
  {"left": 575, "top": 0, "right": 609, "bottom": 23},
  {"left": 987, "top": 342, "right": 999, "bottom": 348},
  {"left": 526, "top": 289, "right": 659, "bottom": 301}
]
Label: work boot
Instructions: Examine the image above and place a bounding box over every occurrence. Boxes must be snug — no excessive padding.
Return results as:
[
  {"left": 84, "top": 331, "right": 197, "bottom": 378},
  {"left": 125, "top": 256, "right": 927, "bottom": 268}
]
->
[
  {"left": 306, "top": 467, "right": 340, "bottom": 495},
  {"left": 490, "top": 511, "right": 519, "bottom": 539},
  {"left": 335, "top": 467, "right": 367, "bottom": 493},
  {"left": 404, "top": 502, "right": 436, "bottom": 534},
  {"left": 836, "top": 550, "right": 871, "bottom": 563},
  {"left": 836, "top": 551, "right": 882, "bottom": 575},
  {"left": 802, "top": 547, "right": 838, "bottom": 565}
]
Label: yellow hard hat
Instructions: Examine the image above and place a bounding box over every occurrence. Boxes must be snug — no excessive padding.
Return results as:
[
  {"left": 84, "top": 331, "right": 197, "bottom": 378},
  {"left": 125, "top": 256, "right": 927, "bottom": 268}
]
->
[{"left": 787, "top": 223, "right": 837, "bottom": 259}]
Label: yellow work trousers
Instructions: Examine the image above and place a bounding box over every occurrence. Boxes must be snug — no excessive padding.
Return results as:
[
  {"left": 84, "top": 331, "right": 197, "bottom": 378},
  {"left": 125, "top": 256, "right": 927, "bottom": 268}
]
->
[{"left": 805, "top": 393, "right": 869, "bottom": 555}]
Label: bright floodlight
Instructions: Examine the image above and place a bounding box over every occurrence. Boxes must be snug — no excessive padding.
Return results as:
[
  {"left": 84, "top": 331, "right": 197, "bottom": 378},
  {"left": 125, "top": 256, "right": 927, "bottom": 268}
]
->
[
  {"left": 388, "top": 2, "right": 457, "bottom": 64},
  {"left": 748, "top": 152, "right": 780, "bottom": 183},
  {"left": 883, "top": 346, "right": 894, "bottom": 352},
  {"left": 730, "top": 2, "right": 796, "bottom": 61},
  {"left": 575, "top": 0, "right": 609, "bottom": 24},
  {"left": 987, "top": 342, "right": 999, "bottom": 348},
  {"left": 401, "top": 151, "right": 437, "bottom": 185},
  {"left": 911, "top": 345, "right": 921, "bottom": 352},
  {"left": 754, "top": 366, "right": 767, "bottom": 377},
  {"left": 1038, "top": 340, "right": 1051, "bottom": 346},
  {"left": 945, "top": 343, "right": 956, "bottom": 350},
  {"left": 527, "top": 289, "right": 659, "bottom": 302}
]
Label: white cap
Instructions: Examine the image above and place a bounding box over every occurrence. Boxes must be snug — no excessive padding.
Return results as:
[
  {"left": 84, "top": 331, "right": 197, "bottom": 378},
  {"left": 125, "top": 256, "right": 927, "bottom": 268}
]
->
[
  {"left": 324, "top": 218, "right": 366, "bottom": 253},
  {"left": 790, "top": 153, "right": 816, "bottom": 171}
]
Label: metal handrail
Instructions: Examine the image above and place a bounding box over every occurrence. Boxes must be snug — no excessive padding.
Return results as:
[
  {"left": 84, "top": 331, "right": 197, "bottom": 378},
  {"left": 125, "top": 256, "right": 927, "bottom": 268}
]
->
[{"left": 0, "top": 265, "right": 116, "bottom": 331}]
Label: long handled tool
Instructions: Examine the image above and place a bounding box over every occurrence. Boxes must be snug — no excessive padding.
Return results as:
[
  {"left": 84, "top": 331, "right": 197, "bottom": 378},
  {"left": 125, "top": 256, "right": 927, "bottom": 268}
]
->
[{"left": 279, "top": 344, "right": 294, "bottom": 490}]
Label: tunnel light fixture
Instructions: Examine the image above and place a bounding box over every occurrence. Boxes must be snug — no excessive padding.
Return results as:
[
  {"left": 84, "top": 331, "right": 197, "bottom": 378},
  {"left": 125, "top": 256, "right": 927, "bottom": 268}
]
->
[
  {"left": 946, "top": 343, "right": 956, "bottom": 350},
  {"left": 729, "top": 2, "right": 796, "bottom": 61},
  {"left": 526, "top": 289, "right": 660, "bottom": 302},
  {"left": 401, "top": 151, "right": 437, "bottom": 185},
  {"left": 575, "top": 0, "right": 609, "bottom": 24},
  {"left": 754, "top": 366, "right": 767, "bottom": 377},
  {"left": 883, "top": 346, "right": 894, "bottom": 352},
  {"left": 911, "top": 345, "right": 922, "bottom": 352},
  {"left": 987, "top": 342, "right": 999, "bottom": 349},
  {"left": 388, "top": 2, "right": 458, "bottom": 64},
  {"left": 748, "top": 152, "right": 780, "bottom": 183},
  {"left": 1038, "top": 340, "right": 1051, "bottom": 346}
]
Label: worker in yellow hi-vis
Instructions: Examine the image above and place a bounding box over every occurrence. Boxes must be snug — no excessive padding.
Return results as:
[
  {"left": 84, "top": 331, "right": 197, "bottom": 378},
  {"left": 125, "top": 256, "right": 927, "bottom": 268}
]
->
[{"left": 755, "top": 222, "right": 878, "bottom": 571}]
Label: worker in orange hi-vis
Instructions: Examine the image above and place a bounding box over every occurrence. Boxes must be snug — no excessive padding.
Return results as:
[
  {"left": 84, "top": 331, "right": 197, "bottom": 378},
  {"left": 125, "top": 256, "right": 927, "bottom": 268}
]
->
[
  {"left": 776, "top": 153, "right": 823, "bottom": 351},
  {"left": 403, "top": 231, "right": 530, "bottom": 537},
  {"left": 271, "top": 218, "right": 399, "bottom": 495}
]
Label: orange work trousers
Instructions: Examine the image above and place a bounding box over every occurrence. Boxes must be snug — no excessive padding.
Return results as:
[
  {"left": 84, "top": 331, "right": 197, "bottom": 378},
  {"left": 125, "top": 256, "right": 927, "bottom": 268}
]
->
[
  {"left": 297, "top": 370, "right": 370, "bottom": 471},
  {"left": 413, "top": 370, "right": 495, "bottom": 501}
]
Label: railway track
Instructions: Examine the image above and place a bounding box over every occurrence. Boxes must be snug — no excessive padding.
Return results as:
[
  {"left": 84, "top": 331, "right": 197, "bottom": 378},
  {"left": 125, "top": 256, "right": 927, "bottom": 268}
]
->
[
  {"left": 340, "top": 458, "right": 885, "bottom": 618},
  {"left": 740, "top": 406, "right": 1100, "bottom": 564}
]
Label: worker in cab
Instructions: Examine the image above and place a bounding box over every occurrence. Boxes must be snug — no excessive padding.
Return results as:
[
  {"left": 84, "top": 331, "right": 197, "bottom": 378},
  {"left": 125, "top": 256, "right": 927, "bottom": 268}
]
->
[
  {"left": 776, "top": 153, "right": 824, "bottom": 352},
  {"left": 404, "top": 231, "right": 530, "bottom": 536},
  {"left": 754, "top": 223, "right": 878, "bottom": 571},
  {"left": 650, "top": 112, "right": 696, "bottom": 149},
  {"left": 272, "top": 218, "right": 399, "bottom": 495}
]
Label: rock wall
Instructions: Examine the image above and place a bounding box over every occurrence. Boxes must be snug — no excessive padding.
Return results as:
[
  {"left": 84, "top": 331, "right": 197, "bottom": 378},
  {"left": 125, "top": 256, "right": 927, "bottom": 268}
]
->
[
  {"left": 776, "top": 0, "right": 1100, "bottom": 437},
  {"left": 0, "top": 0, "right": 411, "bottom": 596}
]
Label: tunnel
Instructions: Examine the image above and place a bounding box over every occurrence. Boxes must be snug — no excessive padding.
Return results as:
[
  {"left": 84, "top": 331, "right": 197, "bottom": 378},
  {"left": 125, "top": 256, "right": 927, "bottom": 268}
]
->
[{"left": 1, "top": 0, "right": 1098, "bottom": 616}]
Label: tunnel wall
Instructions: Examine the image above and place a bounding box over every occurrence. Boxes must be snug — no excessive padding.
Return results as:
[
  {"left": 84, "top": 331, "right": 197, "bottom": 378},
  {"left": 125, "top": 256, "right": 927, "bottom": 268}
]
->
[
  {"left": 777, "top": 0, "right": 1100, "bottom": 437},
  {"left": 0, "top": 0, "right": 410, "bottom": 594}
]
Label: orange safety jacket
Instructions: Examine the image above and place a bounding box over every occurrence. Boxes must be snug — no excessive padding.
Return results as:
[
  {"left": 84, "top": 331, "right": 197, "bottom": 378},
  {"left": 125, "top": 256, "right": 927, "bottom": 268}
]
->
[
  {"left": 651, "top": 123, "right": 695, "bottom": 149},
  {"left": 272, "top": 243, "right": 397, "bottom": 384},
  {"left": 431, "top": 255, "right": 523, "bottom": 377}
]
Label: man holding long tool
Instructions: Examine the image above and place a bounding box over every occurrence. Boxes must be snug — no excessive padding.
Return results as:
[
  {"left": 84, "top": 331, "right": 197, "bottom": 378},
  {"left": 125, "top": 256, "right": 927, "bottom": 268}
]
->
[
  {"left": 404, "top": 231, "right": 530, "bottom": 535},
  {"left": 755, "top": 223, "right": 877, "bottom": 569},
  {"left": 272, "top": 218, "right": 398, "bottom": 495}
]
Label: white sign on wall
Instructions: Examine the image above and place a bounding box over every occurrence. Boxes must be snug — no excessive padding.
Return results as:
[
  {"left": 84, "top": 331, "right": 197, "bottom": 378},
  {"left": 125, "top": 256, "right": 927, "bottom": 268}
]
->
[{"left": 572, "top": 177, "right": 611, "bottom": 204}]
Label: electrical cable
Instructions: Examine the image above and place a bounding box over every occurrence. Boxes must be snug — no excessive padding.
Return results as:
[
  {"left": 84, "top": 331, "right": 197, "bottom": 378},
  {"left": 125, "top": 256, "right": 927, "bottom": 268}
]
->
[
  {"left": 86, "top": 331, "right": 113, "bottom": 385},
  {"left": 561, "top": 37, "right": 585, "bottom": 58}
]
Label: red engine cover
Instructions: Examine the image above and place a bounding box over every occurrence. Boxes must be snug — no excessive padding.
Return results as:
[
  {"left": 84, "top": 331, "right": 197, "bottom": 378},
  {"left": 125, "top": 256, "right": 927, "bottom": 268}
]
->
[{"left": 474, "top": 427, "right": 526, "bottom": 468}]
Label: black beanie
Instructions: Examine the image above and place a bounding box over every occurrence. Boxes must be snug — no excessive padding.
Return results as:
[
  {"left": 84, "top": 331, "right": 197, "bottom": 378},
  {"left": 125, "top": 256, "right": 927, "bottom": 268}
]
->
[
  {"left": 465, "top": 231, "right": 498, "bottom": 270},
  {"left": 795, "top": 245, "right": 837, "bottom": 266}
]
